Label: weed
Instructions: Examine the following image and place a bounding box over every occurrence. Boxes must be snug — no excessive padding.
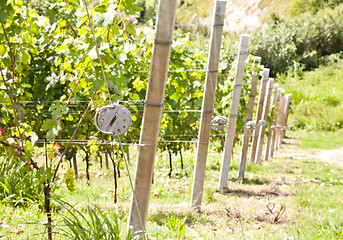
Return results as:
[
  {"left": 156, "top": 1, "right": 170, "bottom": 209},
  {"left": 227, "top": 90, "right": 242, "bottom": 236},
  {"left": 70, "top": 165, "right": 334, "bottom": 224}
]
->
[
  {"left": 0, "top": 156, "right": 47, "bottom": 207},
  {"left": 314, "top": 219, "right": 343, "bottom": 239},
  {"left": 53, "top": 199, "right": 135, "bottom": 240},
  {"left": 204, "top": 187, "right": 216, "bottom": 204},
  {"left": 166, "top": 215, "right": 187, "bottom": 240}
]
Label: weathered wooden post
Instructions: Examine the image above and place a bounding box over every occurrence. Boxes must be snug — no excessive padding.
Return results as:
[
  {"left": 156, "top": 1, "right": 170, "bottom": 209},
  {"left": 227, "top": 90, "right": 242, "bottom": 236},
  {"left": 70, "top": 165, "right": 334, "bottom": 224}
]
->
[
  {"left": 263, "top": 84, "right": 279, "bottom": 161},
  {"left": 191, "top": 0, "right": 226, "bottom": 211},
  {"left": 218, "top": 34, "right": 250, "bottom": 188},
  {"left": 270, "top": 88, "right": 281, "bottom": 158},
  {"left": 249, "top": 68, "right": 269, "bottom": 163},
  {"left": 275, "top": 95, "right": 286, "bottom": 150},
  {"left": 254, "top": 78, "right": 274, "bottom": 164},
  {"left": 284, "top": 94, "right": 292, "bottom": 130},
  {"left": 237, "top": 57, "right": 262, "bottom": 179},
  {"left": 279, "top": 93, "right": 292, "bottom": 144},
  {"left": 128, "top": 0, "right": 177, "bottom": 235}
]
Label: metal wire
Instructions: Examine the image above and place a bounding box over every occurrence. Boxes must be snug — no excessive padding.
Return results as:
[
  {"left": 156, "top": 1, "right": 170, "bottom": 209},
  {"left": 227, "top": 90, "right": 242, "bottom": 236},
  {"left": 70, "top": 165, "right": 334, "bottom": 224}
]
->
[{"left": 82, "top": 0, "right": 112, "bottom": 104}]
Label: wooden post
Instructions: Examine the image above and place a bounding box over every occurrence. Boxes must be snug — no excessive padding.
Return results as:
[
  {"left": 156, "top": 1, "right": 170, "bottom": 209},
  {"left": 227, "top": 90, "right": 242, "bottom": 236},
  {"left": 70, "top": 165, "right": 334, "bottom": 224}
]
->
[
  {"left": 218, "top": 34, "right": 250, "bottom": 188},
  {"left": 128, "top": 0, "right": 177, "bottom": 235},
  {"left": 237, "top": 57, "right": 261, "bottom": 179},
  {"left": 270, "top": 88, "right": 281, "bottom": 158},
  {"left": 254, "top": 78, "right": 274, "bottom": 164},
  {"left": 275, "top": 94, "right": 286, "bottom": 150},
  {"left": 280, "top": 94, "right": 292, "bottom": 143},
  {"left": 263, "top": 84, "right": 279, "bottom": 161},
  {"left": 191, "top": 0, "right": 226, "bottom": 211},
  {"left": 249, "top": 68, "right": 269, "bottom": 163},
  {"left": 285, "top": 94, "right": 292, "bottom": 126}
]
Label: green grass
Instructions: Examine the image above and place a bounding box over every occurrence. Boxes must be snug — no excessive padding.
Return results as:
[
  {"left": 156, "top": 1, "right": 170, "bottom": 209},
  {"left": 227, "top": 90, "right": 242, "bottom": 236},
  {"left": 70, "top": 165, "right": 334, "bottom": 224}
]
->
[
  {"left": 278, "top": 60, "right": 343, "bottom": 132},
  {"left": 0, "top": 204, "right": 45, "bottom": 239},
  {"left": 291, "top": 129, "right": 343, "bottom": 149},
  {"left": 1, "top": 131, "right": 343, "bottom": 239}
]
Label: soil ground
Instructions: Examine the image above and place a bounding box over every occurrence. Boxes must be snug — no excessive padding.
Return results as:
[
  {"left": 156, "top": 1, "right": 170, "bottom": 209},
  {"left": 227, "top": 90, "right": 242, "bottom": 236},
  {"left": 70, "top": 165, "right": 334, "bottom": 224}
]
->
[
  {"left": 278, "top": 137, "right": 343, "bottom": 169},
  {"left": 145, "top": 136, "right": 343, "bottom": 239}
]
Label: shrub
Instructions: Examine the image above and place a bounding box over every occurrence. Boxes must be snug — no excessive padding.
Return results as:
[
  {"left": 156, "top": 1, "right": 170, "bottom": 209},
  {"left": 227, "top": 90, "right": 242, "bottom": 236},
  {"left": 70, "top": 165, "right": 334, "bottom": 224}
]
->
[
  {"left": 250, "top": 4, "right": 343, "bottom": 76},
  {"left": 0, "top": 157, "right": 46, "bottom": 207},
  {"left": 250, "top": 19, "right": 298, "bottom": 76},
  {"left": 287, "top": 0, "right": 343, "bottom": 16}
]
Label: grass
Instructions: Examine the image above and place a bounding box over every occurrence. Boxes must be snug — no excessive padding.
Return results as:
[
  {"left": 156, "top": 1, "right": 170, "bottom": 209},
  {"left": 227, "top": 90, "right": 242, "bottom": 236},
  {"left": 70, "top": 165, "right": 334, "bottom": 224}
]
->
[
  {"left": 291, "top": 129, "right": 343, "bottom": 149},
  {"left": 278, "top": 60, "right": 343, "bottom": 132},
  {"left": 1, "top": 133, "right": 342, "bottom": 239}
]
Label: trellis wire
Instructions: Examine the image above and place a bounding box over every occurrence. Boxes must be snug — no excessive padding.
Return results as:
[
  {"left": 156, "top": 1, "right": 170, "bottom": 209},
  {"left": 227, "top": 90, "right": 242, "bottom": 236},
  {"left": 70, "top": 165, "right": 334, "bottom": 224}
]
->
[{"left": 6, "top": 67, "right": 238, "bottom": 75}]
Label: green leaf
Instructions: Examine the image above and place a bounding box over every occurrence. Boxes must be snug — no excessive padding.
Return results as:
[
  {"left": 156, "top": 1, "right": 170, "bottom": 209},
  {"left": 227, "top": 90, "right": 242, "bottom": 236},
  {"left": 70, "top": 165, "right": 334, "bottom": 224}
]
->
[
  {"left": 93, "top": 4, "right": 117, "bottom": 27},
  {"left": 131, "top": 93, "right": 140, "bottom": 101},
  {"left": 132, "top": 78, "right": 145, "bottom": 92},
  {"left": 80, "top": 78, "right": 88, "bottom": 89},
  {"left": 110, "top": 24, "right": 119, "bottom": 35},
  {"left": 41, "top": 119, "right": 59, "bottom": 131},
  {"left": 94, "top": 4, "right": 106, "bottom": 13},
  {"left": 24, "top": 141, "right": 33, "bottom": 152},
  {"left": 107, "top": 81, "right": 119, "bottom": 94},
  {"left": 46, "top": 126, "right": 61, "bottom": 141},
  {"left": 93, "top": 79, "right": 104, "bottom": 90},
  {"left": 21, "top": 51, "right": 30, "bottom": 65},
  {"left": 41, "top": 120, "right": 61, "bottom": 141},
  {"left": 49, "top": 102, "right": 68, "bottom": 121},
  {"left": 0, "top": 3, "right": 13, "bottom": 24}
]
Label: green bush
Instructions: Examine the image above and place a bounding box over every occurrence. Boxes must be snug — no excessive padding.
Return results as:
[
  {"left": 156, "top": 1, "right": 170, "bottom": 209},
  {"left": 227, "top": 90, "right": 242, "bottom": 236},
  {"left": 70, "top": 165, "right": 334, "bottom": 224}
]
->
[
  {"left": 166, "top": 215, "right": 187, "bottom": 240},
  {"left": 250, "top": 4, "right": 343, "bottom": 76},
  {"left": 287, "top": 0, "right": 343, "bottom": 16},
  {"left": 250, "top": 20, "right": 297, "bottom": 76},
  {"left": 0, "top": 157, "right": 46, "bottom": 207}
]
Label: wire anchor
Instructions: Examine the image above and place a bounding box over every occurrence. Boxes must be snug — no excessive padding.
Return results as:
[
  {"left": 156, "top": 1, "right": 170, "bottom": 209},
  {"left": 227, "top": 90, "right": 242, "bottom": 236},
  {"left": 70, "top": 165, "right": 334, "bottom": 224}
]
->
[
  {"left": 94, "top": 104, "right": 132, "bottom": 136},
  {"left": 211, "top": 116, "right": 227, "bottom": 131}
]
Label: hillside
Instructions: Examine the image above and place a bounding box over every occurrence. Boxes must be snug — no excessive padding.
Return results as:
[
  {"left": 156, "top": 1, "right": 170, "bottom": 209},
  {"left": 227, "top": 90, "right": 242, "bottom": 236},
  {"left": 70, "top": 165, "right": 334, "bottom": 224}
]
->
[{"left": 175, "top": 0, "right": 291, "bottom": 33}]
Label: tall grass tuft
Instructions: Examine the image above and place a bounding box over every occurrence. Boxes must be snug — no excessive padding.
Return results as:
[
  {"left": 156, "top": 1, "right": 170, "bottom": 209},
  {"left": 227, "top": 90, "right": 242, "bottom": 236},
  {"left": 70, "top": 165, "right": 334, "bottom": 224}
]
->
[
  {"left": 53, "top": 199, "right": 136, "bottom": 240},
  {"left": 0, "top": 156, "right": 45, "bottom": 207},
  {"left": 314, "top": 219, "right": 343, "bottom": 239},
  {"left": 166, "top": 215, "right": 187, "bottom": 240}
]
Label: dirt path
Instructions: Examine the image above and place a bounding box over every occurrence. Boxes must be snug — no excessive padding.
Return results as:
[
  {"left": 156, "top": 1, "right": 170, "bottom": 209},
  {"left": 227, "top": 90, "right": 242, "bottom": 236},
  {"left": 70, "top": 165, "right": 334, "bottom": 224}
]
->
[
  {"left": 275, "top": 137, "right": 343, "bottom": 169},
  {"left": 311, "top": 147, "right": 343, "bottom": 168}
]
